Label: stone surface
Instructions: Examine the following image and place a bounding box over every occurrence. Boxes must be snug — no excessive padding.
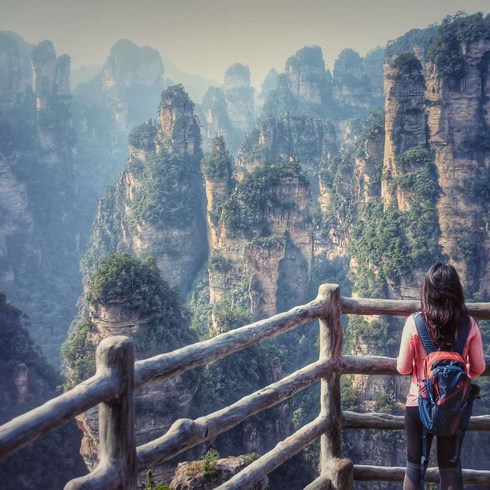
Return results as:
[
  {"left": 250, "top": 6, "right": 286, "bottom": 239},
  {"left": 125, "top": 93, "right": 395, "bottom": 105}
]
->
[
  {"left": 170, "top": 455, "right": 269, "bottom": 490},
  {"left": 223, "top": 63, "right": 255, "bottom": 134}
]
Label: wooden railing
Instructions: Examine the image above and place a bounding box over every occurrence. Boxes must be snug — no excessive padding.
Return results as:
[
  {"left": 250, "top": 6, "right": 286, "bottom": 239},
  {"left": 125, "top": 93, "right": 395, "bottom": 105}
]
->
[{"left": 1, "top": 284, "right": 490, "bottom": 489}]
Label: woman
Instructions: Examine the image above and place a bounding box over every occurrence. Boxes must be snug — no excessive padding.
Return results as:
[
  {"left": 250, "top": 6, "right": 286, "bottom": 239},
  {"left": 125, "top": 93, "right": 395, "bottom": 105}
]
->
[{"left": 397, "top": 263, "right": 485, "bottom": 489}]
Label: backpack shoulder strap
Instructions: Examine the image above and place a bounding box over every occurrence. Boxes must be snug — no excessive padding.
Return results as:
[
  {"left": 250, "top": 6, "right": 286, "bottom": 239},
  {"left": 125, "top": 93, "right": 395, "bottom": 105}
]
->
[
  {"left": 413, "top": 312, "right": 470, "bottom": 355},
  {"left": 412, "top": 312, "right": 435, "bottom": 355},
  {"left": 453, "top": 315, "right": 470, "bottom": 355}
]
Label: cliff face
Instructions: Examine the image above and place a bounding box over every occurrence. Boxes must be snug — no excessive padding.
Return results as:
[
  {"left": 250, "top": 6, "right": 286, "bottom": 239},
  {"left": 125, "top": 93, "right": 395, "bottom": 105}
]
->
[
  {"left": 67, "top": 254, "right": 199, "bottom": 483},
  {"left": 207, "top": 162, "right": 312, "bottom": 319},
  {"left": 203, "top": 117, "right": 320, "bottom": 320},
  {"left": 0, "top": 293, "right": 85, "bottom": 489},
  {"left": 83, "top": 84, "right": 207, "bottom": 297},
  {"left": 200, "top": 86, "right": 241, "bottom": 155},
  {"left": 200, "top": 64, "right": 255, "bottom": 156},
  {"left": 223, "top": 63, "right": 255, "bottom": 134},
  {"left": 332, "top": 48, "right": 385, "bottom": 109},
  {"left": 284, "top": 46, "right": 330, "bottom": 107},
  {"left": 0, "top": 33, "right": 81, "bottom": 362},
  {"left": 426, "top": 39, "right": 490, "bottom": 293},
  {"left": 382, "top": 55, "right": 427, "bottom": 210},
  {"left": 382, "top": 20, "right": 490, "bottom": 296},
  {"left": 72, "top": 40, "right": 165, "bottom": 254}
]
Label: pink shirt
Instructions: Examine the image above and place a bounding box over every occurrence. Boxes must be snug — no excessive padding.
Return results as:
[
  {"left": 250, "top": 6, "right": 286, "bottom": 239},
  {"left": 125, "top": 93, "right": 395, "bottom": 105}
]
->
[{"left": 397, "top": 314, "right": 486, "bottom": 406}]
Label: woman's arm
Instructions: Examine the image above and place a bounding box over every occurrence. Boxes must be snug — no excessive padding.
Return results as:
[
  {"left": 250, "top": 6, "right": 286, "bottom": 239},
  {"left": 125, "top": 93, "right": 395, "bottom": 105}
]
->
[
  {"left": 397, "top": 315, "right": 415, "bottom": 375},
  {"left": 467, "top": 318, "right": 486, "bottom": 378}
]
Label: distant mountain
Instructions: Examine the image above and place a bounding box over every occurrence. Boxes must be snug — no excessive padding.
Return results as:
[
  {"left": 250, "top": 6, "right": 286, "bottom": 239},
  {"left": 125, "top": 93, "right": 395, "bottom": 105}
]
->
[
  {"left": 70, "top": 63, "right": 101, "bottom": 89},
  {"left": 161, "top": 54, "right": 220, "bottom": 102}
]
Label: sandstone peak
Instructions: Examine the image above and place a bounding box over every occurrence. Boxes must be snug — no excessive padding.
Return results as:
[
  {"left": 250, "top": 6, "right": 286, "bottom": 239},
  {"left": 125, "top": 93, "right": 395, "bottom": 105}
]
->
[
  {"left": 103, "top": 39, "right": 163, "bottom": 89},
  {"left": 224, "top": 63, "right": 251, "bottom": 87},
  {"left": 158, "top": 84, "right": 201, "bottom": 155}
]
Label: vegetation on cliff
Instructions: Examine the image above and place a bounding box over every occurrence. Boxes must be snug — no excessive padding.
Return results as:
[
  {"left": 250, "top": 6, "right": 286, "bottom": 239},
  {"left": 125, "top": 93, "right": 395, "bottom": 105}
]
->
[
  {"left": 0, "top": 293, "right": 85, "bottom": 489},
  {"left": 0, "top": 34, "right": 82, "bottom": 362},
  {"left": 130, "top": 151, "right": 202, "bottom": 228},
  {"left": 428, "top": 12, "right": 490, "bottom": 83},
  {"left": 128, "top": 119, "right": 157, "bottom": 150},
  {"left": 221, "top": 160, "right": 308, "bottom": 233},
  {"left": 201, "top": 136, "right": 233, "bottom": 181},
  {"left": 64, "top": 253, "right": 197, "bottom": 386}
]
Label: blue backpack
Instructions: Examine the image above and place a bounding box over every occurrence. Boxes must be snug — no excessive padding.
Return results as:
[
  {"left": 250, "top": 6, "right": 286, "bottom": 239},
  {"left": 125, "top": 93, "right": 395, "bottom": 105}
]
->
[{"left": 413, "top": 313, "right": 480, "bottom": 487}]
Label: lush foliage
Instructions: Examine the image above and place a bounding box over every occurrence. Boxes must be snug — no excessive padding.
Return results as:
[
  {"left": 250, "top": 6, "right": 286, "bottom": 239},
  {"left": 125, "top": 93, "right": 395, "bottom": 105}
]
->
[
  {"left": 349, "top": 201, "right": 411, "bottom": 297},
  {"left": 0, "top": 293, "right": 85, "bottom": 487},
  {"left": 390, "top": 52, "right": 422, "bottom": 73},
  {"left": 65, "top": 253, "right": 197, "bottom": 386},
  {"left": 131, "top": 150, "right": 202, "bottom": 228},
  {"left": 127, "top": 120, "right": 157, "bottom": 149},
  {"left": 221, "top": 160, "right": 308, "bottom": 232},
  {"left": 385, "top": 26, "right": 438, "bottom": 57},
  {"left": 87, "top": 253, "right": 167, "bottom": 309},
  {"left": 201, "top": 136, "right": 233, "bottom": 180},
  {"left": 61, "top": 319, "right": 96, "bottom": 387},
  {"left": 395, "top": 145, "right": 439, "bottom": 200},
  {"left": 428, "top": 12, "right": 490, "bottom": 83},
  {"left": 160, "top": 83, "right": 195, "bottom": 111}
]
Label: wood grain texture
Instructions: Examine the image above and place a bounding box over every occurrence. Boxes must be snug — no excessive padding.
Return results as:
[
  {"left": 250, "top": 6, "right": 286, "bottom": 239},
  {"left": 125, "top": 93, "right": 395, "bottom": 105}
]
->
[
  {"left": 137, "top": 359, "right": 332, "bottom": 470},
  {"left": 65, "top": 336, "right": 136, "bottom": 490}
]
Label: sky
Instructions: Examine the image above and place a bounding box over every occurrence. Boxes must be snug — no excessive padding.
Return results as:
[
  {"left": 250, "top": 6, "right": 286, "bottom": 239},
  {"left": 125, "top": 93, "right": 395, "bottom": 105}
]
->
[{"left": 2, "top": 0, "right": 490, "bottom": 88}]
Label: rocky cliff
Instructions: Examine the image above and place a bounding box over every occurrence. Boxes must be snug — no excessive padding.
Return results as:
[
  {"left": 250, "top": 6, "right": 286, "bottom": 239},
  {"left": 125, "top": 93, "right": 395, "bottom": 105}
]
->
[
  {"left": 223, "top": 63, "right": 255, "bottom": 134},
  {"left": 64, "top": 254, "right": 199, "bottom": 484},
  {"left": 199, "top": 63, "right": 255, "bottom": 156},
  {"left": 332, "top": 47, "right": 385, "bottom": 110},
  {"left": 203, "top": 137, "right": 313, "bottom": 319},
  {"left": 0, "top": 293, "right": 85, "bottom": 490},
  {"left": 82, "top": 84, "right": 207, "bottom": 296},
  {"left": 0, "top": 33, "right": 81, "bottom": 362},
  {"left": 71, "top": 40, "right": 166, "bottom": 256},
  {"left": 382, "top": 13, "right": 490, "bottom": 296},
  {"left": 284, "top": 45, "right": 330, "bottom": 108}
]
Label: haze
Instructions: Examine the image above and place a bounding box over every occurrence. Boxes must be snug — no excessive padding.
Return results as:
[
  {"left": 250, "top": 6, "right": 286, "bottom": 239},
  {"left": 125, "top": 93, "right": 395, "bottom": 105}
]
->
[{"left": 2, "top": 0, "right": 490, "bottom": 87}]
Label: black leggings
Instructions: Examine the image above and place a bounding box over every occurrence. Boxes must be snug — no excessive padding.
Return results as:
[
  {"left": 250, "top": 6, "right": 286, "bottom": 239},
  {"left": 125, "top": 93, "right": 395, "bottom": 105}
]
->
[{"left": 405, "top": 406, "right": 459, "bottom": 468}]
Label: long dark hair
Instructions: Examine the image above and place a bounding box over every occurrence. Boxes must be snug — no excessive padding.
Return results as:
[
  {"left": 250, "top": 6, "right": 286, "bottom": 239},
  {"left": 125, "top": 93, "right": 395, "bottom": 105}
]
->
[{"left": 421, "top": 262, "right": 468, "bottom": 350}]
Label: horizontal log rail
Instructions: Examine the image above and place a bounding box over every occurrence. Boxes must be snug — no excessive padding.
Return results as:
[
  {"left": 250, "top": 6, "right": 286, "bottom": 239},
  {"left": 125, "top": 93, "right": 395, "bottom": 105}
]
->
[
  {"left": 353, "top": 465, "right": 490, "bottom": 485},
  {"left": 341, "top": 354, "right": 490, "bottom": 376},
  {"left": 134, "top": 296, "right": 328, "bottom": 388},
  {"left": 1, "top": 285, "right": 490, "bottom": 489},
  {"left": 340, "top": 297, "right": 490, "bottom": 320},
  {"left": 137, "top": 359, "right": 332, "bottom": 470},
  {"left": 0, "top": 372, "right": 117, "bottom": 463},
  {"left": 342, "top": 411, "right": 490, "bottom": 431}
]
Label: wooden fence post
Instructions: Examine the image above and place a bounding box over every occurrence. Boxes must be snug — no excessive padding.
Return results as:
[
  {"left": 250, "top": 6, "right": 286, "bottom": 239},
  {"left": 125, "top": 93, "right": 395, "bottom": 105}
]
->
[
  {"left": 65, "top": 336, "right": 136, "bottom": 490},
  {"left": 318, "top": 284, "right": 351, "bottom": 489}
]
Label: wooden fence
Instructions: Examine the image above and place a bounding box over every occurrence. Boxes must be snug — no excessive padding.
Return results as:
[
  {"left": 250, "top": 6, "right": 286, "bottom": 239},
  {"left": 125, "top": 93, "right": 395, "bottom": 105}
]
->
[{"left": 1, "top": 284, "right": 490, "bottom": 489}]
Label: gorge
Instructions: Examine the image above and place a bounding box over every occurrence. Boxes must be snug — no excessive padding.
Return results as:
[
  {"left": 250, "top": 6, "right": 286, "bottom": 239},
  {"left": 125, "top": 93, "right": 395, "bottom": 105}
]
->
[{"left": 0, "top": 11, "right": 490, "bottom": 490}]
